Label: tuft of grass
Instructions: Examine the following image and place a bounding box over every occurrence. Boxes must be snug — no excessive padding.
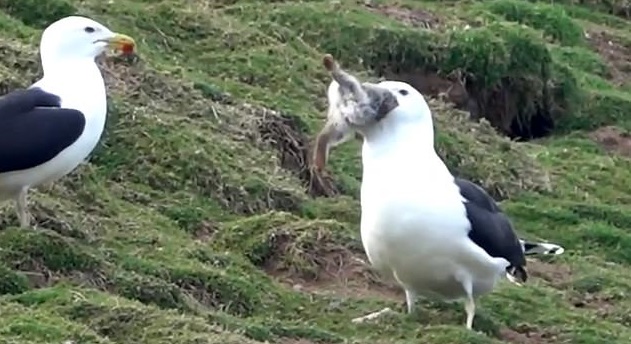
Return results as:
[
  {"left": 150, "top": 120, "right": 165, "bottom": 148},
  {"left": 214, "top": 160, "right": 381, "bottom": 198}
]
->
[
  {"left": 0, "top": 0, "right": 76, "bottom": 28},
  {"left": 483, "top": 0, "right": 585, "bottom": 46}
]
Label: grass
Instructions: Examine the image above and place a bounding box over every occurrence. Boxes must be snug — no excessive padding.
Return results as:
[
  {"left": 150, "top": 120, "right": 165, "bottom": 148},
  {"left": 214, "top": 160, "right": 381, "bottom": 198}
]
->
[{"left": 1, "top": 0, "right": 631, "bottom": 343}]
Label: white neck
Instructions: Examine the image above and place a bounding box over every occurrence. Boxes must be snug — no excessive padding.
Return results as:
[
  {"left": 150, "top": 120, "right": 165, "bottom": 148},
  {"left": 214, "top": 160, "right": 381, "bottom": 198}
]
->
[
  {"left": 360, "top": 118, "right": 454, "bottom": 191},
  {"left": 37, "top": 56, "right": 107, "bottom": 115}
]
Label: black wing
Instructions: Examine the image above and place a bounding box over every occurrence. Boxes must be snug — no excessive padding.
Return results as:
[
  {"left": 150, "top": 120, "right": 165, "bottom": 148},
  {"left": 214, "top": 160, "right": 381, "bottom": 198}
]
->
[
  {"left": 455, "top": 178, "right": 527, "bottom": 279},
  {"left": 0, "top": 87, "right": 86, "bottom": 173}
]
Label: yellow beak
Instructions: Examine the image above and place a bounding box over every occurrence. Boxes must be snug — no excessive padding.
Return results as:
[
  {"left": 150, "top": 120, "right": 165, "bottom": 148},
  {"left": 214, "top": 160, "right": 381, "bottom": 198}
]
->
[{"left": 103, "top": 33, "right": 136, "bottom": 52}]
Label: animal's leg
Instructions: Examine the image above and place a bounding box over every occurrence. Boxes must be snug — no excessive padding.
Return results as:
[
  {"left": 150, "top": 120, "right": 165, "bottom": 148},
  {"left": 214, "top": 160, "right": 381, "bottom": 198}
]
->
[{"left": 16, "top": 188, "right": 31, "bottom": 228}]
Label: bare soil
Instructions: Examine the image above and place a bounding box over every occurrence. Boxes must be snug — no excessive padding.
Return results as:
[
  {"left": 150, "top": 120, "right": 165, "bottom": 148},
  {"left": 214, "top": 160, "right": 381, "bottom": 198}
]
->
[
  {"left": 366, "top": 2, "right": 442, "bottom": 29},
  {"left": 589, "top": 125, "right": 631, "bottom": 158},
  {"left": 527, "top": 259, "right": 573, "bottom": 288},
  {"left": 499, "top": 324, "right": 561, "bottom": 344},
  {"left": 267, "top": 248, "right": 402, "bottom": 302},
  {"left": 586, "top": 29, "right": 631, "bottom": 86}
]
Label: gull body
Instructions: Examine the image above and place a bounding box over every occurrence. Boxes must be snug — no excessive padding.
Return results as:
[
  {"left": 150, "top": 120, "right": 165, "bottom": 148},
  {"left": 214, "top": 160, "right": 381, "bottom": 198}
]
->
[
  {"left": 0, "top": 16, "right": 135, "bottom": 227},
  {"left": 358, "top": 82, "right": 508, "bottom": 327}
]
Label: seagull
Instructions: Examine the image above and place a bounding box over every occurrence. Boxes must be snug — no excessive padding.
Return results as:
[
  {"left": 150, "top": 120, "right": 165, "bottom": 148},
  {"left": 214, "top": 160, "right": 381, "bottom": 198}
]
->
[
  {"left": 313, "top": 55, "right": 564, "bottom": 329},
  {"left": 0, "top": 16, "right": 135, "bottom": 228}
]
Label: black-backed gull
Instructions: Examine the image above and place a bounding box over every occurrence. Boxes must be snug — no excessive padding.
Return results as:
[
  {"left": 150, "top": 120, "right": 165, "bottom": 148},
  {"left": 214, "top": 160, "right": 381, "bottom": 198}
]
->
[
  {"left": 0, "top": 16, "right": 135, "bottom": 228},
  {"left": 314, "top": 55, "right": 564, "bottom": 329}
]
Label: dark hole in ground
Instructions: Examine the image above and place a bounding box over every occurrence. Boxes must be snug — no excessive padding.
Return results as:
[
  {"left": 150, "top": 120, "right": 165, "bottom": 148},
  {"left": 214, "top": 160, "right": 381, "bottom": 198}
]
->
[{"left": 378, "top": 67, "right": 556, "bottom": 141}]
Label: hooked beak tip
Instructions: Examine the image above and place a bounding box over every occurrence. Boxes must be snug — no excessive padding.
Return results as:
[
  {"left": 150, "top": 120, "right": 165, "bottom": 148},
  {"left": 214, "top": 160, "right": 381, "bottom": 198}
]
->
[{"left": 101, "top": 33, "right": 136, "bottom": 53}]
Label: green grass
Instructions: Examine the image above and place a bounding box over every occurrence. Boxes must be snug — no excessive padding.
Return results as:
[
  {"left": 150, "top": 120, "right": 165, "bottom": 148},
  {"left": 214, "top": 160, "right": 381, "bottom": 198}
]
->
[{"left": 1, "top": 0, "right": 631, "bottom": 343}]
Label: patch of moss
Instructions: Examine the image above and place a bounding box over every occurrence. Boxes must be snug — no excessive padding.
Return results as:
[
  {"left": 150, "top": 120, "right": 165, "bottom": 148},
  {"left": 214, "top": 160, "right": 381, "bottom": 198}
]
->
[
  {"left": 0, "top": 229, "right": 103, "bottom": 273},
  {"left": 10, "top": 286, "right": 264, "bottom": 344},
  {"left": 0, "top": 298, "right": 109, "bottom": 343},
  {"left": 551, "top": 45, "right": 610, "bottom": 77},
  {"left": 0, "top": 264, "right": 29, "bottom": 295},
  {"left": 108, "top": 270, "right": 194, "bottom": 311},
  {"left": 0, "top": 0, "right": 76, "bottom": 28}
]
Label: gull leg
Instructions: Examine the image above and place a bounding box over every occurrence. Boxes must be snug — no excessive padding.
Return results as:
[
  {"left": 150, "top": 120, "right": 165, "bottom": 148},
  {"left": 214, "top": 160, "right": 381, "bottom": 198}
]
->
[
  {"left": 16, "top": 188, "right": 31, "bottom": 228},
  {"left": 464, "top": 295, "right": 476, "bottom": 330},
  {"left": 405, "top": 289, "right": 417, "bottom": 314},
  {"left": 456, "top": 275, "right": 476, "bottom": 330}
]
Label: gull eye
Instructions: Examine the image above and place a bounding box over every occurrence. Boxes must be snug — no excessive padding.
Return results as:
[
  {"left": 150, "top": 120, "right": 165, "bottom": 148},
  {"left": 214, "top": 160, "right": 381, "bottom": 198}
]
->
[
  {"left": 84, "top": 26, "right": 96, "bottom": 33},
  {"left": 398, "top": 89, "right": 409, "bottom": 96}
]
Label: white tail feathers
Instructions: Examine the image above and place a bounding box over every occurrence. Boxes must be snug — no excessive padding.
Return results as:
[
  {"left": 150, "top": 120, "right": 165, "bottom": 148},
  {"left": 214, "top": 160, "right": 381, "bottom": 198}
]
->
[{"left": 520, "top": 240, "right": 565, "bottom": 256}]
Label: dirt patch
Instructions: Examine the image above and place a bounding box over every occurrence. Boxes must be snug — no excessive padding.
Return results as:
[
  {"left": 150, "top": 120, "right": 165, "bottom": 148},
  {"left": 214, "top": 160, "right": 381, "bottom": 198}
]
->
[
  {"left": 499, "top": 324, "right": 561, "bottom": 344},
  {"left": 586, "top": 30, "right": 631, "bottom": 86},
  {"left": 589, "top": 125, "right": 631, "bottom": 158},
  {"left": 280, "top": 340, "right": 317, "bottom": 344},
  {"left": 192, "top": 220, "right": 219, "bottom": 243},
  {"left": 271, "top": 256, "right": 402, "bottom": 302},
  {"left": 261, "top": 229, "right": 401, "bottom": 301},
  {"left": 364, "top": 1, "right": 441, "bottom": 29},
  {"left": 381, "top": 68, "right": 472, "bottom": 111},
  {"left": 527, "top": 259, "right": 573, "bottom": 288},
  {"left": 570, "top": 292, "right": 617, "bottom": 317}
]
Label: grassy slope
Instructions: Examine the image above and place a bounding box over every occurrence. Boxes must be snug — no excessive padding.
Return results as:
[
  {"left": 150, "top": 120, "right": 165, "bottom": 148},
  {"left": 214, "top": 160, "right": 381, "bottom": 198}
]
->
[{"left": 0, "top": 0, "right": 630, "bottom": 343}]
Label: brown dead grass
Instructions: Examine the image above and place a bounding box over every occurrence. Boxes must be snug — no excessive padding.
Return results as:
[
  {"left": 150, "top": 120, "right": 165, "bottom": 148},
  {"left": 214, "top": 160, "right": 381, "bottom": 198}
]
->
[
  {"left": 527, "top": 259, "right": 573, "bottom": 288},
  {"left": 240, "top": 104, "right": 340, "bottom": 197},
  {"left": 499, "top": 324, "right": 561, "bottom": 344},
  {"left": 365, "top": 1, "right": 442, "bottom": 29},
  {"left": 192, "top": 220, "right": 219, "bottom": 243},
  {"left": 570, "top": 292, "right": 618, "bottom": 317},
  {"left": 280, "top": 339, "right": 318, "bottom": 344},
  {"left": 585, "top": 29, "right": 631, "bottom": 86},
  {"left": 263, "top": 231, "right": 401, "bottom": 301},
  {"left": 589, "top": 125, "right": 631, "bottom": 158}
]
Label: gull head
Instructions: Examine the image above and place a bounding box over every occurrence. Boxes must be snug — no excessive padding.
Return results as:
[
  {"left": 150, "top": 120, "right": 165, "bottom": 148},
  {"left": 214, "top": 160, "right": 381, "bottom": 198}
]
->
[
  {"left": 313, "top": 54, "right": 432, "bottom": 171},
  {"left": 373, "top": 80, "right": 429, "bottom": 126},
  {"left": 40, "top": 16, "right": 136, "bottom": 63}
]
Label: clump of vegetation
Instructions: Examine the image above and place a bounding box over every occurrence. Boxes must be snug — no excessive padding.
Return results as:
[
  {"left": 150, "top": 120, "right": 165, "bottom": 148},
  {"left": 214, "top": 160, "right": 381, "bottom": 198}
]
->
[
  {"left": 539, "top": 0, "right": 631, "bottom": 20},
  {"left": 484, "top": 0, "right": 585, "bottom": 46}
]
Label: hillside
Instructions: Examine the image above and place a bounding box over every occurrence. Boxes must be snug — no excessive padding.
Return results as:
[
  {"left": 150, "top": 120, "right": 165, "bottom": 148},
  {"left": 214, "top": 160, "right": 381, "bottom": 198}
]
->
[{"left": 1, "top": 0, "right": 631, "bottom": 343}]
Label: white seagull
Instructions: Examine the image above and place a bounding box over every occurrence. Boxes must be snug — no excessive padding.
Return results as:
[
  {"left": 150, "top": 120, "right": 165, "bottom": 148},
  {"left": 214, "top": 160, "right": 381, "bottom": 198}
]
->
[
  {"left": 314, "top": 55, "right": 564, "bottom": 329},
  {"left": 0, "top": 16, "right": 135, "bottom": 228}
]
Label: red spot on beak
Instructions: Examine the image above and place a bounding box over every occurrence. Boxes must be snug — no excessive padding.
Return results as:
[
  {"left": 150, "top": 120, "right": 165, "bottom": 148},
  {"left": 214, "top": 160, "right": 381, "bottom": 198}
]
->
[{"left": 120, "top": 43, "right": 134, "bottom": 55}]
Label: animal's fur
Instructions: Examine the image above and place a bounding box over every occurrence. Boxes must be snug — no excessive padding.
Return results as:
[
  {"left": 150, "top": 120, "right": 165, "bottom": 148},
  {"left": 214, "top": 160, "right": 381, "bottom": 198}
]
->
[{"left": 313, "top": 54, "right": 398, "bottom": 171}]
